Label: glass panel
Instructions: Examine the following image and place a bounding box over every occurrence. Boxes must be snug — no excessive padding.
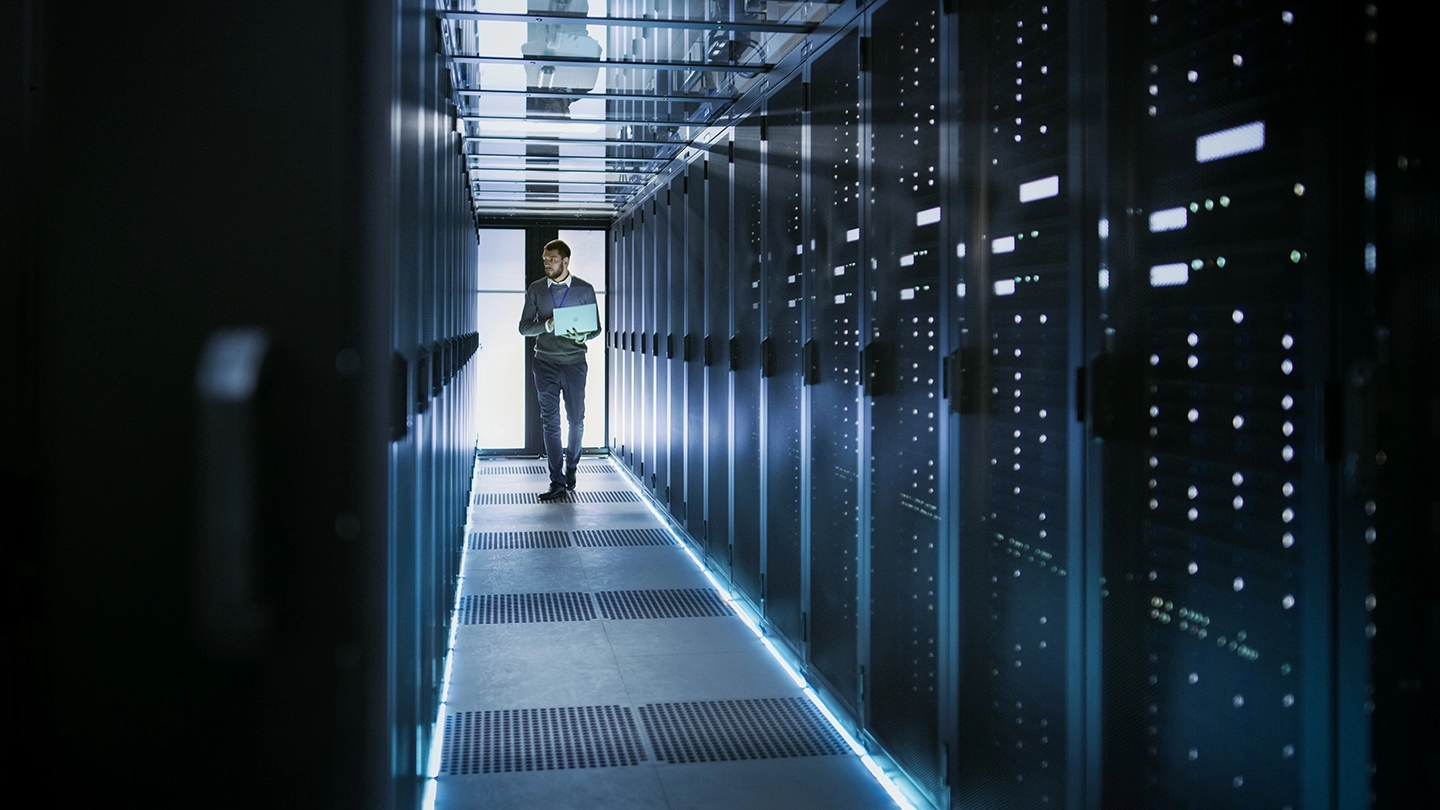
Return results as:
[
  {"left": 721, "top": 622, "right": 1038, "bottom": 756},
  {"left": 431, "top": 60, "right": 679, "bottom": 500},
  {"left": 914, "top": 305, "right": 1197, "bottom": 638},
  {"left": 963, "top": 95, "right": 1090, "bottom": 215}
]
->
[{"left": 474, "top": 229, "right": 528, "bottom": 449}]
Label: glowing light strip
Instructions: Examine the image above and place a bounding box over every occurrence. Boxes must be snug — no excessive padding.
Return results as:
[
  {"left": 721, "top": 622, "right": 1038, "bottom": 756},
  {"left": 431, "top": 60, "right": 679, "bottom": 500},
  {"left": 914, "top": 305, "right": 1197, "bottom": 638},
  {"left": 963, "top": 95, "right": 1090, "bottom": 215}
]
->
[
  {"left": 422, "top": 459, "right": 485, "bottom": 810},
  {"left": 615, "top": 460, "right": 914, "bottom": 809}
]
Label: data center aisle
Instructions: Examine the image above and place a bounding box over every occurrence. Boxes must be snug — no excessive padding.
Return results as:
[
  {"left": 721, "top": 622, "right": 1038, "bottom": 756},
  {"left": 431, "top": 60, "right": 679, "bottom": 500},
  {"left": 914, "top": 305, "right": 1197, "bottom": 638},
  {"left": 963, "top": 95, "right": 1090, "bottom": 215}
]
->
[{"left": 435, "top": 457, "right": 897, "bottom": 810}]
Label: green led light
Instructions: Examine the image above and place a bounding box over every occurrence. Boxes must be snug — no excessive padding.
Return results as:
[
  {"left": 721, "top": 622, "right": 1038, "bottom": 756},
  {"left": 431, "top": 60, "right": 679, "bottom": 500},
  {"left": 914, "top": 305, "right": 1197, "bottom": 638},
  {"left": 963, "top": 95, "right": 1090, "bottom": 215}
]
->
[
  {"left": 1219, "top": 195, "right": 1231, "bottom": 207},
  {"left": 1290, "top": 250, "right": 1303, "bottom": 263},
  {"left": 1191, "top": 259, "right": 1204, "bottom": 270},
  {"left": 1216, "top": 256, "right": 1227, "bottom": 268},
  {"left": 1204, "top": 199, "right": 1215, "bottom": 210},
  {"left": 1189, "top": 202, "right": 1200, "bottom": 212}
]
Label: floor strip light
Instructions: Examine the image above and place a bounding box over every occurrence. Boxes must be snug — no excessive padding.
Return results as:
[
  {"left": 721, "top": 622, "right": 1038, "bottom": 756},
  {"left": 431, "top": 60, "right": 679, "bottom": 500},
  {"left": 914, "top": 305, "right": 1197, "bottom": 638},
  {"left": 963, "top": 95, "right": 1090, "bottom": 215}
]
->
[{"left": 422, "top": 461, "right": 482, "bottom": 810}]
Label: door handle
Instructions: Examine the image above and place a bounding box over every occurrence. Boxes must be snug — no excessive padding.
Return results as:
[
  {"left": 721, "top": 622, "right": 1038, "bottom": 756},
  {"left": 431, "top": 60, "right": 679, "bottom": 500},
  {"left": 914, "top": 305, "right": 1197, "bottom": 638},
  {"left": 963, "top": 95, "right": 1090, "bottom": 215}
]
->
[
  {"left": 195, "top": 328, "right": 274, "bottom": 662},
  {"left": 803, "top": 339, "right": 820, "bottom": 385}
]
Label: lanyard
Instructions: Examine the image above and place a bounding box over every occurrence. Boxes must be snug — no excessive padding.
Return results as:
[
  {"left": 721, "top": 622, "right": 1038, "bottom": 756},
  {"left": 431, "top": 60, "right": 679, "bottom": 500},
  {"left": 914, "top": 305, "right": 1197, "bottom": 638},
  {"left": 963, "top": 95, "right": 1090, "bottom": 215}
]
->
[{"left": 548, "top": 282, "right": 571, "bottom": 310}]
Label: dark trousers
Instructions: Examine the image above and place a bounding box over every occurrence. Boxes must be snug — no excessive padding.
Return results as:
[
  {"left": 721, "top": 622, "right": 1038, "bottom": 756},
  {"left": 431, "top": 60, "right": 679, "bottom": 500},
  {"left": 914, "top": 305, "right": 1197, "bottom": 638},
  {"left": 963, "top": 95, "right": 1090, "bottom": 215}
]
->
[{"left": 532, "top": 357, "right": 587, "bottom": 485}]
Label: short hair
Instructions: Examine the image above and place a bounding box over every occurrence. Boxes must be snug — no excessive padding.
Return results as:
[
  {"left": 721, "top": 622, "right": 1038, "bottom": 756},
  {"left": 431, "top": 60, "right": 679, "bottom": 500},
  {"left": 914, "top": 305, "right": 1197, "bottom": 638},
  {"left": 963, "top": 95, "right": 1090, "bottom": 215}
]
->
[{"left": 543, "top": 239, "right": 571, "bottom": 259}]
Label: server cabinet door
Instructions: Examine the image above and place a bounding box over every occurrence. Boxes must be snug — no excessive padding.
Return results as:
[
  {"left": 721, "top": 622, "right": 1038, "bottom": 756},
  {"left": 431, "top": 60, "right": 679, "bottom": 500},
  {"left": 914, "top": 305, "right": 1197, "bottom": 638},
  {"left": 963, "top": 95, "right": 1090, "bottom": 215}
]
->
[
  {"left": 807, "top": 27, "right": 864, "bottom": 712},
  {"left": 685, "top": 159, "right": 708, "bottom": 541},
  {"left": 652, "top": 196, "right": 671, "bottom": 499},
  {"left": 1100, "top": 4, "right": 1343, "bottom": 808},
  {"left": 764, "top": 76, "right": 806, "bottom": 648},
  {"left": 732, "top": 114, "right": 765, "bottom": 604},
  {"left": 624, "top": 218, "right": 642, "bottom": 473},
  {"left": 610, "top": 227, "right": 623, "bottom": 455},
  {"left": 706, "top": 143, "right": 734, "bottom": 576},
  {"left": 954, "top": 1, "right": 1086, "bottom": 805},
  {"left": 668, "top": 174, "right": 688, "bottom": 521},
  {"left": 648, "top": 200, "right": 662, "bottom": 492},
  {"left": 865, "top": 0, "right": 947, "bottom": 799},
  {"left": 642, "top": 205, "right": 657, "bottom": 483}
]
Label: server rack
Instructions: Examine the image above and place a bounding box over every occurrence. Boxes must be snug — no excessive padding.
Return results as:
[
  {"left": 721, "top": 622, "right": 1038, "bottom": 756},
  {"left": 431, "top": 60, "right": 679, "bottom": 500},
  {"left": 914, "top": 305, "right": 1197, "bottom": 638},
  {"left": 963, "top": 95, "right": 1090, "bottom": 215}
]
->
[{"left": 600, "top": 1, "right": 1416, "bottom": 809}]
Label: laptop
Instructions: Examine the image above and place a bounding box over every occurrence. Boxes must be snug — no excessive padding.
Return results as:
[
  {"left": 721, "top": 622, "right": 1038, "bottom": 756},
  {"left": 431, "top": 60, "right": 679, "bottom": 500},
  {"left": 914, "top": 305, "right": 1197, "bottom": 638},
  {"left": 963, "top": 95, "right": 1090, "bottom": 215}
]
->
[{"left": 552, "top": 303, "right": 600, "bottom": 336}]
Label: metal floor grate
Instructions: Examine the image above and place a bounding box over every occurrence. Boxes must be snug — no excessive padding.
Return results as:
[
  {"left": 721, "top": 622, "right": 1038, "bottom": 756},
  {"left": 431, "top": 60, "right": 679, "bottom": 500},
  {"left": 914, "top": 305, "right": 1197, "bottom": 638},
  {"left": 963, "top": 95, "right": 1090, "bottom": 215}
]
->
[
  {"left": 573, "top": 528, "right": 676, "bottom": 547},
  {"left": 577, "top": 462, "right": 615, "bottom": 474},
  {"left": 467, "top": 531, "right": 570, "bottom": 550},
  {"left": 565, "top": 490, "right": 642, "bottom": 504},
  {"left": 474, "top": 463, "right": 548, "bottom": 475},
  {"left": 458, "top": 593, "right": 596, "bottom": 624},
  {"left": 471, "top": 490, "right": 642, "bottom": 506},
  {"left": 441, "top": 706, "right": 647, "bottom": 774},
  {"left": 638, "top": 698, "right": 850, "bottom": 764},
  {"left": 594, "top": 588, "right": 734, "bottom": 620},
  {"left": 473, "top": 492, "right": 542, "bottom": 505}
]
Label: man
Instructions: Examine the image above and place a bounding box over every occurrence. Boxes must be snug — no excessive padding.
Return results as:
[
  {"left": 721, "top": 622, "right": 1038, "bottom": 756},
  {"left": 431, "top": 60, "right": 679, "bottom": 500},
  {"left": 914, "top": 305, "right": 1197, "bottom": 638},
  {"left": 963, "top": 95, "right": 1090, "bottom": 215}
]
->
[{"left": 517, "top": 239, "right": 600, "bottom": 501}]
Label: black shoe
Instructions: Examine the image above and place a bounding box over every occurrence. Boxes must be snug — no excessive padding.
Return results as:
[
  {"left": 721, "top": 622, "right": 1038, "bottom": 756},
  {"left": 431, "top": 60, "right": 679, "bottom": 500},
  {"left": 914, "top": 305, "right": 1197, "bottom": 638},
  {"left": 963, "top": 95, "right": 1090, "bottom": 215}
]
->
[
  {"left": 564, "top": 469, "right": 577, "bottom": 491},
  {"left": 537, "top": 483, "right": 568, "bottom": 502}
]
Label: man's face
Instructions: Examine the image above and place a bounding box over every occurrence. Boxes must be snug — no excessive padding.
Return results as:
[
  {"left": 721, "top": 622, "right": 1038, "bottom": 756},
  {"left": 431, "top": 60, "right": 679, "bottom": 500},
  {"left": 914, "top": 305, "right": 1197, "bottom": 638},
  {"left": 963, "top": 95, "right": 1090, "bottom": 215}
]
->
[{"left": 542, "top": 249, "right": 569, "bottom": 280}]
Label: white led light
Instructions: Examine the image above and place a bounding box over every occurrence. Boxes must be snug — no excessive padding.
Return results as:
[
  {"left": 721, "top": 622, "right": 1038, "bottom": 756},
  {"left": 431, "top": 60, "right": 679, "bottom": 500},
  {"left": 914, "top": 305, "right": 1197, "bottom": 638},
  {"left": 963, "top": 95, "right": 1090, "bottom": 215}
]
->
[
  {"left": 900, "top": 253, "right": 915, "bottom": 267},
  {"left": 1233, "top": 577, "right": 1245, "bottom": 591},
  {"left": 917, "top": 206, "right": 942, "bottom": 226},
  {"left": 1188, "top": 408, "right": 1200, "bottom": 422},
  {"left": 1233, "top": 309, "right": 1245, "bottom": 323},
  {"left": 993, "top": 236, "right": 1017, "bottom": 253},
  {"left": 1150, "top": 262, "right": 1190, "bottom": 287},
  {"left": 1282, "top": 594, "right": 1295, "bottom": 609},
  {"left": 1233, "top": 415, "right": 1244, "bottom": 429},
  {"left": 956, "top": 242, "right": 967, "bottom": 257},
  {"left": 1099, "top": 269, "right": 1110, "bottom": 290},
  {"left": 1149, "top": 207, "right": 1189, "bottom": 232},
  {"left": 995, "top": 279, "right": 1017, "bottom": 296},
  {"left": 846, "top": 228, "right": 860, "bottom": 242},
  {"left": 1188, "top": 333, "right": 1199, "bottom": 346},
  {"left": 1196, "top": 121, "right": 1266, "bottom": 163},
  {"left": 1188, "top": 562, "right": 1199, "bottom": 574},
  {"left": 1020, "top": 175, "right": 1061, "bottom": 202},
  {"left": 1281, "top": 394, "right": 1294, "bottom": 410},
  {"left": 957, "top": 283, "right": 967, "bottom": 298},
  {"left": 900, "top": 288, "right": 916, "bottom": 300}
]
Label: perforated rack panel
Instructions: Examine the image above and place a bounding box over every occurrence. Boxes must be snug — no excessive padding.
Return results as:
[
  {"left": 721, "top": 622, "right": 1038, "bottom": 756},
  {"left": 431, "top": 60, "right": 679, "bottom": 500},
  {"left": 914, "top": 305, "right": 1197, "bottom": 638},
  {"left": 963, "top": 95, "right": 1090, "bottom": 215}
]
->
[
  {"left": 705, "top": 140, "right": 733, "bottom": 578},
  {"left": 806, "top": 26, "right": 864, "bottom": 713},
  {"left": 668, "top": 173, "right": 688, "bottom": 523},
  {"left": 764, "top": 74, "right": 806, "bottom": 646},
  {"left": 865, "top": 0, "right": 946, "bottom": 796},
  {"left": 685, "top": 158, "right": 708, "bottom": 540},
  {"left": 1100, "top": 2, "right": 1337, "bottom": 807},
  {"left": 956, "top": 1, "right": 1079, "bottom": 805},
  {"left": 731, "top": 112, "right": 765, "bottom": 605}
]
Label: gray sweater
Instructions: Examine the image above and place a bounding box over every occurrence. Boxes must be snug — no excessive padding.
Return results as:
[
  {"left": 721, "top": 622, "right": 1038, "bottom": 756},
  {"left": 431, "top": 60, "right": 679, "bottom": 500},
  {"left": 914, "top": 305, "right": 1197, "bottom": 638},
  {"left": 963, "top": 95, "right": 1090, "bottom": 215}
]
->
[{"left": 517, "top": 274, "right": 600, "bottom": 364}]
